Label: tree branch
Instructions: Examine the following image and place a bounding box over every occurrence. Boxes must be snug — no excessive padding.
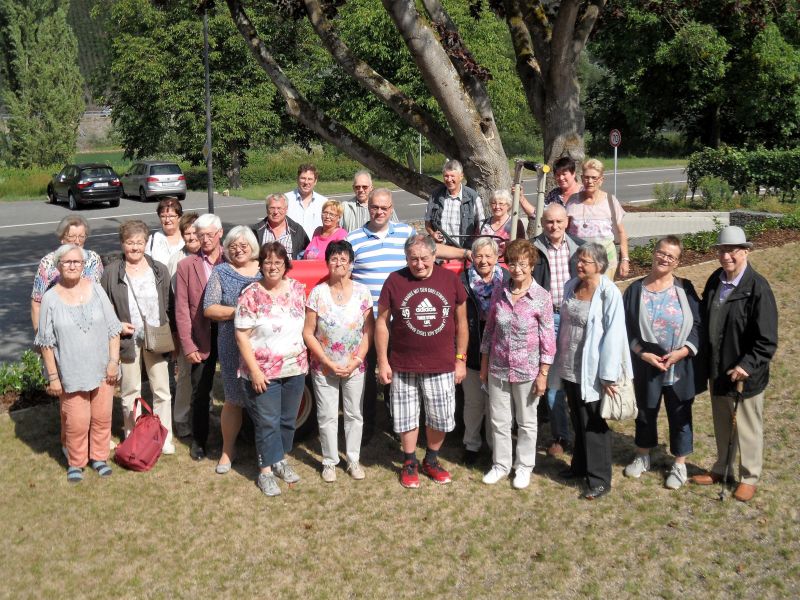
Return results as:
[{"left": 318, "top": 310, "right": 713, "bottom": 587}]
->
[
  {"left": 572, "top": 0, "right": 605, "bottom": 62},
  {"left": 302, "top": 0, "right": 459, "bottom": 158},
  {"left": 550, "top": 0, "right": 580, "bottom": 71},
  {"left": 503, "top": 0, "right": 545, "bottom": 125},
  {"left": 225, "top": 0, "right": 440, "bottom": 199}
]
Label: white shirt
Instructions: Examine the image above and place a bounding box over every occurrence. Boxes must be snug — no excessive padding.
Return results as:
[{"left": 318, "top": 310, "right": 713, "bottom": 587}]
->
[{"left": 285, "top": 189, "right": 328, "bottom": 239}]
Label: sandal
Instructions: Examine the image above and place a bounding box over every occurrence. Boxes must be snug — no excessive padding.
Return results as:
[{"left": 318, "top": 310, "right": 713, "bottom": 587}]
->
[
  {"left": 67, "top": 466, "right": 84, "bottom": 483},
  {"left": 91, "top": 460, "right": 113, "bottom": 477}
]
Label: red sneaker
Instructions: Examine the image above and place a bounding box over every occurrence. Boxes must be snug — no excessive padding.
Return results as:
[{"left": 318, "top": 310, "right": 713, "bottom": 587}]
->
[
  {"left": 400, "top": 460, "right": 420, "bottom": 489},
  {"left": 421, "top": 459, "right": 452, "bottom": 484}
]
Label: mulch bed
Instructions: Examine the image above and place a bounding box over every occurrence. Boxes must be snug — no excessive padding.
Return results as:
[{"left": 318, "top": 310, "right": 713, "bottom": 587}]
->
[{"left": 0, "top": 389, "right": 56, "bottom": 414}]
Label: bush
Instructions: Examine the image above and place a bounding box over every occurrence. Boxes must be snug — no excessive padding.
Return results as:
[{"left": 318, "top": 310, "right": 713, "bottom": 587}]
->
[
  {"left": 0, "top": 351, "right": 47, "bottom": 396},
  {"left": 696, "top": 176, "right": 734, "bottom": 210},
  {"left": 652, "top": 182, "right": 688, "bottom": 208}
]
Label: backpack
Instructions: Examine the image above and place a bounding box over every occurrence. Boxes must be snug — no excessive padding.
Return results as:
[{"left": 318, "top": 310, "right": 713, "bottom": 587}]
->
[{"left": 114, "top": 397, "right": 167, "bottom": 472}]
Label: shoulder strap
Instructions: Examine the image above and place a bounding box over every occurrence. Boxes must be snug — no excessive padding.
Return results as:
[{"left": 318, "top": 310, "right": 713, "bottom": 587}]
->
[
  {"left": 125, "top": 272, "right": 146, "bottom": 321},
  {"left": 606, "top": 193, "right": 618, "bottom": 230}
]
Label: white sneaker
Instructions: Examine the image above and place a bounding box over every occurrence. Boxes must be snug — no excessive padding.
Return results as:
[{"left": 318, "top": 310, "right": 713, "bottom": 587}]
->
[
  {"left": 482, "top": 465, "right": 509, "bottom": 485},
  {"left": 162, "top": 442, "right": 176, "bottom": 455},
  {"left": 665, "top": 462, "right": 688, "bottom": 490},
  {"left": 321, "top": 464, "right": 336, "bottom": 483},
  {"left": 623, "top": 454, "right": 650, "bottom": 478},
  {"left": 513, "top": 468, "right": 532, "bottom": 490},
  {"left": 347, "top": 462, "right": 366, "bottom": 480},
  {"left": 273, "top": 459, "right": 301, "bottom": 484}
]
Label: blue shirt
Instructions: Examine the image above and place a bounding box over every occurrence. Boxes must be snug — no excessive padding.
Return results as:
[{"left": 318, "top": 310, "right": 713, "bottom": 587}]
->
[
  {"left": 347, "top": 222, "right": 415, "bottom": 313},
  {"left": 719, "top": 267, "right": 747, "bottom": 303}
]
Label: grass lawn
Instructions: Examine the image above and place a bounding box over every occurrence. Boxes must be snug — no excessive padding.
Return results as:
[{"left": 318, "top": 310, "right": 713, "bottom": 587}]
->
[{"left": 2, "top": 244, "right": 797, "bottom": 598}]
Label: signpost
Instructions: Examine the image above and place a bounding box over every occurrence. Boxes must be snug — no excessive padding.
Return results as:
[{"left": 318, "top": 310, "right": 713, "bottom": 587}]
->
[{"left": 609, "top": 129, "right": 621, "bottom": 198}]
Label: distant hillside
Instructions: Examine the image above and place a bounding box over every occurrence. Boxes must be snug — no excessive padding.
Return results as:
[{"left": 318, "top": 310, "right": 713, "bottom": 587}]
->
[{"left": 67, "top": 0, "right": 109, "bottom": 108}]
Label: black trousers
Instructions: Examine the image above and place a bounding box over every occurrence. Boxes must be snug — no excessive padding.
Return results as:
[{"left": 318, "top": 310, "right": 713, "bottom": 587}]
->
[
  {"left": 190, "top": 324, "right": 218, "bottom": 448},
  {"left": 564, "top": 380, "right": 612, "bottom": 489}
]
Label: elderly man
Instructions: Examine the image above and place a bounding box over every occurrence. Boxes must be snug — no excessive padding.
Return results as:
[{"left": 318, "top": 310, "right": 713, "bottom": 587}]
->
[
  {"left": 341, "top": 170, "right": 399, "bottom": 232},
  {"left": 376, "top": 234, "right": 468, "bottom": 488},
  {"left": 251, "top": 193, "right": 309, "bottom": 259},
  {"left": 424, "top": 159, "right": 485, "bottom": 248},
  {"left": 532, "top": 203, "right": 585, "bottom": 456},
  {"left": 285, "top": 163, "right": 328, "bottom": 239},
  {"left": 175, "top": 213, "right": 225, "bottom": 460},
  {"left": 691, "top": 226, "right": 778, "bottom": 502}
]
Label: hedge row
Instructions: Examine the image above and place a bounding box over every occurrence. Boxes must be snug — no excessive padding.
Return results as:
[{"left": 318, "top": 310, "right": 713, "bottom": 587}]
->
[{"left": 686, "top": 147, "right": 800, "bottom": 197}]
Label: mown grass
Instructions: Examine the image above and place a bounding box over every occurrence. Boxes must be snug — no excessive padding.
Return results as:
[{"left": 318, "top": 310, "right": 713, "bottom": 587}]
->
[{"left": 1, "top": 243, "right": 797, "bottom": 597}]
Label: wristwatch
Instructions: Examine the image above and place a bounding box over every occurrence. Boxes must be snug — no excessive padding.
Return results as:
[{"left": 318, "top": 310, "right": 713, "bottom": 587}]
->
[{"left": 455, "top": 353, "right": 467, "bottom": 361}]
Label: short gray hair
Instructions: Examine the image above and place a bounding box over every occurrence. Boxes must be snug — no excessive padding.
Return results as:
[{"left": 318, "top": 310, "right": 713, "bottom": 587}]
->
[
  {"left": 55, "top": 215, "right": 90, "bottom": 239},
  {"left": 353, "top": 170, "right": 372, "bottom": 185},
  {"left": 442, "top": 159, "right": 463, "bottom": 174},
  {"left": 265, "top": 193, "right": 287, "bottom": 207},
  {"left": 52, "top": 243, "right": 87, "bottom": 266},
  {"left": 194, "top": 213, "right": 222, "bottom": 231},
  {"left": 471, "top": 236, "right": 499, "bottom": 257},
  {"left": 404, "top": 233, "right": 437, "bottom": 256},
  {"left": 223, "top": 226, "right": 259, "bottom": 260},
  {"left": 488, "top": 189, "right": 512, "bottom": 206},
  {"left": 368, "top": 188, "right": 392, "bottom": 205},
  {"left": 577, "top": 242, "right": 609, "bottom": 274}
]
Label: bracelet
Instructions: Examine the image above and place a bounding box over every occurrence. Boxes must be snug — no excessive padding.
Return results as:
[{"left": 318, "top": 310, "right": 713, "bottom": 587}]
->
[
  {"left": 353, "top": 356, "right": 363, "bottom": 365},
  {"left": 47, "top": 372, "right": 58, "bottom": 379},
  {"left": 48, "top": 375, "right": 59, "bottom": 382},
  {"left": 620, "top": 257, "right": 630, "bottom": 262}
]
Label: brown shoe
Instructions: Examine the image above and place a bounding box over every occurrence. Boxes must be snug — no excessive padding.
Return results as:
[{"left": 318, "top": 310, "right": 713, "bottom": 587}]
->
[
  {"left": 691, "top": 472, "right": 724, "bottom": 485},
  {"left": 547, "top": 440, "right": 565, "bottom": 457},
  {"left": 733, "top": 483, "right": 756, "bottom": 502}
]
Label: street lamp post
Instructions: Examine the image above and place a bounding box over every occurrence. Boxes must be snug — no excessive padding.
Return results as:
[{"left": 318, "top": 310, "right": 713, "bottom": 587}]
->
[{"left": 202, "top": 3, "right": 214, "bottom": 214}]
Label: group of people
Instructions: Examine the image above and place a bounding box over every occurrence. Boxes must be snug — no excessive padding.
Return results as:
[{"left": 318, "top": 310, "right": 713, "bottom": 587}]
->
[{"left": 31, "top": 159, "right": 777, "bottom": 504}]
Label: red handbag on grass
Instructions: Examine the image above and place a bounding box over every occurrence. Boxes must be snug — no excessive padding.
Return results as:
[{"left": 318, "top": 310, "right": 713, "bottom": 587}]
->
[{"left": 114, "top": 397, "right": 167, "bottom": 472}]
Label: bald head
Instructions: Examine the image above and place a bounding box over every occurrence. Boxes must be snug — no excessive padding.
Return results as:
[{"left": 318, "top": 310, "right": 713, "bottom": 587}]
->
[{"left": 541, "top": 203, "right": 568, "bottom": 244}]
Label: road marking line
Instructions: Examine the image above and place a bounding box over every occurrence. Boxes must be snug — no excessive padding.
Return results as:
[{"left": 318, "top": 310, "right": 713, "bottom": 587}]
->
[
  {"left": 628, "top": 180, "right": 685, "bottom": 187},
  {"left": 628, "top": 199, "right": 656, "bottom": 204}
]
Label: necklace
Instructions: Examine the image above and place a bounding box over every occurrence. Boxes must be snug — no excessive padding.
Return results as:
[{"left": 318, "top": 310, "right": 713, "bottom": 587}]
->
[{"left": 330, "top": 282, "right": 348, "bottom": 303}]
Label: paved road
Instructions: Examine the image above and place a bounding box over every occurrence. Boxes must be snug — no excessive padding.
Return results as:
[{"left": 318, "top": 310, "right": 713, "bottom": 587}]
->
[{"left": 0, "top": 166, "right": 703, "bottom": 364}]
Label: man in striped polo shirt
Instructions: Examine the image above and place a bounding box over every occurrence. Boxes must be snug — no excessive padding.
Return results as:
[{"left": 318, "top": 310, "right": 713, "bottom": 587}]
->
[{"left": 347, "top": 188, "right": 415, "bottom": 426}]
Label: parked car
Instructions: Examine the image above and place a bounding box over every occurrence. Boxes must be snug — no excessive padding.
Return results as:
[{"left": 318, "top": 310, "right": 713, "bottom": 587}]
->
[
  {"left": 47, "top": 164, "right": 122, "bottom": 210},
  {"left": 120, "top": 161, "right": 187, "bottom": 202}
]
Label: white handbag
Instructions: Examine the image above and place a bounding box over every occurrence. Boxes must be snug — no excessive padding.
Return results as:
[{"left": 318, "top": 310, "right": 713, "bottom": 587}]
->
[{"left": 600, "top": 368, "right": 637, "bottom": 421}]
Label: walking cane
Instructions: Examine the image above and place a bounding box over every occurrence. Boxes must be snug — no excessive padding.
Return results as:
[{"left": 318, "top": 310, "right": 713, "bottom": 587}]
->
[{"left": 719, "top": 381, "right": 745, "bottom": 502}]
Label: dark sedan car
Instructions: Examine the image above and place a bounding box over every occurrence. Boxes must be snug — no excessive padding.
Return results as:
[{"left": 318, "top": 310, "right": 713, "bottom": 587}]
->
[{"left": 47, "top": 164, "right": 122, "bottom": 210}]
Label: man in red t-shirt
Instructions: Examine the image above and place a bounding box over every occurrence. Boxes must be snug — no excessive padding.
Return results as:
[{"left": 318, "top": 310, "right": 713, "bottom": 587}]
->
[{"left": 376, "top": 234, "right": 468, "bottom": 488}]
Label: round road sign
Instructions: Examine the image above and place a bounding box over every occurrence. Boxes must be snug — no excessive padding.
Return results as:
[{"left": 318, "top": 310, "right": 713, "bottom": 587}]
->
[{"left": 609, "top": 129, "right": 622, "bottom": 148}]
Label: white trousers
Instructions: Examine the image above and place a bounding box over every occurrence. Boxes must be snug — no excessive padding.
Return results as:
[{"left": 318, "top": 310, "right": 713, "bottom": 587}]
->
[
  {"left": 313, "top": 371, "right": 365, "bottom": 466},
  {"left": 120, "top": 342, "right": 173, "bottom": 446},
  {"left": 488, "top": 375, "right": 539, "bottom": 473}
]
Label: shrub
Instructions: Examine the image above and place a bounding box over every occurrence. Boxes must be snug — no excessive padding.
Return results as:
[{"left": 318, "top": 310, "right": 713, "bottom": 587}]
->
[
  {"left": 652, "top": 182, "right": 688, "bottom": 208},
  {"left": 0, "top": 350, "right": 47, "bottom": 396},
  {"left": 696, "top": 176, "right": 734, "bottom": 210}
]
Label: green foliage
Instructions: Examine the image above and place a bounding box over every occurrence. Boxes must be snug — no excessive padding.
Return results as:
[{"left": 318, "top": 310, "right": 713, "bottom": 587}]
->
[
  {"left": 652, "top": 182, "right": 688, "bottom": 208},
  {"left": 686, "top": 146, "right": 800, "bottom": 197},
  {"left": 696, "top": 176, "right": 734, "bottom": 210},
  {"left": 0, "top": 350, "right": 46, "bottom": 396},
  {"left": 0, "top": 1, "right": 85, "bottom": 167}
]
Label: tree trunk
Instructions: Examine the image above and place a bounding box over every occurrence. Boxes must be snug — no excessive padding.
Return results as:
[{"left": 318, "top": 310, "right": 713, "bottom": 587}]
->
[
  {"left": 226, "top": 145, "right": 242, "bottom": 189},
  {"left": 542, "top": 65, "right": 586, "bottom": 166}
]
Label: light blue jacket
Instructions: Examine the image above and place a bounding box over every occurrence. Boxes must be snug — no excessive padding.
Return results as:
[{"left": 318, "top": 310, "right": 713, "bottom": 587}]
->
[{"left": 549, "top": 275, "right": 632, "bottom": 403}]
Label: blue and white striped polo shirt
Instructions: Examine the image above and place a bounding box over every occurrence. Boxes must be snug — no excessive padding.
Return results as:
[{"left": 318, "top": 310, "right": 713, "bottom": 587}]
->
[{"left": 347, "top": 222, "right": 415, "bottom": 312}]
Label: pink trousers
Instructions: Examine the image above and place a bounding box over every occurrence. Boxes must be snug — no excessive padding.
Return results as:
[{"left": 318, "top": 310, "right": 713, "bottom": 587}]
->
[{"left": 61, "top": 382, "right": 114, "bottom": 467}]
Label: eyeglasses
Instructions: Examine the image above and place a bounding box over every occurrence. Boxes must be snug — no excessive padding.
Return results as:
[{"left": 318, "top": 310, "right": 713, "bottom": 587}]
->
[
  {"left": 507, "top": 262, "right": 530, "bottom": 270},
  {"left": 717, "top": 246, "right": 745, "bottom": 256},
  {"left": 369, "top": 205, "right": 392, "bottom": 213},
  {"left": 123, "top": 240, "right": 146, "bottom": 248},
  {"left": 267, "top": 206, "right": 286, "bottom": 212},
  {"left": 159, "top": 213, "right": 179, "bottom": 220},
  {"left": 489, "top": 201, "right": 508, "bottom": 206},
  {"left": 229, "top": 243, "right": 251, "bottom": 253},
  {"left": 321, "top": 211, "right": 338, "bottom": 218},
  {"left": 63, "top": 234, "right": 87, "bottom": 243},
  {"left": 353, "top": 185, "right": 370, "bottom": 190},
  {"left": 577, "top": 258, "right": 596, "bottom": 265},
  {"left": 59, "top": 259, "right": 84, "bottom": 268},
  {"left": 262, "top": 261, "right": 285, "bottom": 268},
  {"left": 654, "top": 250, "right": 679, "bottom": 264},
  {"left": 582, "top": 175, "right": 602, "bottom": 182},
  {"left": 328, "top": 257, "right": 350, "bottom": 265},
  {"left": 197, "top": 230, "right": 220, "bottom": 240}
]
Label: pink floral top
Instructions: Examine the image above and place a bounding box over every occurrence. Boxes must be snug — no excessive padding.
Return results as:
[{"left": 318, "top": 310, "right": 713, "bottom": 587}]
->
[
  {"left": 480, "top": 281, "right": 556, "bottom": 383},
  {"left": 235, "top": 278, "right": 308, "bottom": 380},
  {"left": 306, "top": 281, "right": 372, "bottom": 375}
]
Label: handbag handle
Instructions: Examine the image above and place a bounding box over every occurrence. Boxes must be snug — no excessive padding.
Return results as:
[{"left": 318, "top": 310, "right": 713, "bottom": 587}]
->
[{"left": 133, "top": 396, "right": 154, "bottom": 416}]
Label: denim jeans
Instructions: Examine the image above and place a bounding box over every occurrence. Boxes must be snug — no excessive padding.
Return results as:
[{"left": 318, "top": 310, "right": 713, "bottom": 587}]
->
[
  {"left": 546, "top": 312, "right": 572, "bottom": 443},
  {"left": 244, "top": 374, "right": 306, "bottom": 469}
]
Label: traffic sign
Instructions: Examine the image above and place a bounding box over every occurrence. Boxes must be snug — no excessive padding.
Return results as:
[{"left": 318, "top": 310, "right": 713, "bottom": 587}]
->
[{"left": 609, "top": 129, "right": 622, "bottom": 148}]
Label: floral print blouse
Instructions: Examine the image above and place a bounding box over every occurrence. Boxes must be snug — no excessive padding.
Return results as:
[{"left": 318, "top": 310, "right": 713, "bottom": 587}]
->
[
  {"left": 642, "top": 285, "right": 683, "bottom": 386},
  {"left": 31, "top": 249, "right": 103, "bottom": 302},
  {"left": 234, "top": 278, "right": 308, "bottom": 381},
  {"left": 306, "top": 281, "right": 372, "bottom": 375},
  {"left": 480, "top": 281, "right": 556, "bottom": 383}
]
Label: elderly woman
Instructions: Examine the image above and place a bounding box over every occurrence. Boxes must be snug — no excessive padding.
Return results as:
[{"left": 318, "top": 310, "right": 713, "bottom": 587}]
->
[
  {"left": 101, "top": 220, "right": 174, "bottom": 454},
  {"left": 478, "top": 189, "right": 526, "bottom": 255},
  {"left": 303, "top": 240, "right": 373, "bottom": 482},
  {"left": 145, "top": 196, "right": 185, "bottom": 266},
  {"left": 549, "top": 242, "right": 632, "bottom": 500},
  {"left": 622, "top": 236, "right": 704, "bottom": 490},
  {"left": 303, "top": 199, "right": 347, "bottom": 259},
  {"left": 479, "top": 240, "right": 556, "bottom": 490},
  {"left": 565, "top": 159, "right": 630, "bottom": 280},
  {"left": 203, "top": 226, "right": 262, "bottom": 474},
  {"left": 31, "top": 215, "right": 104, "bottom": 332},
  {"left": 235, "top": 242, "right": 308, "bottom": 497},
  {"left": 459, "top": 237, "right": 509, "bottom": 464},
  {"left": 546, "top": 156, "right": 582, "bottom": 207},
  {"left": 35, "top": 244, "right": 121, "bottom": 482}
]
